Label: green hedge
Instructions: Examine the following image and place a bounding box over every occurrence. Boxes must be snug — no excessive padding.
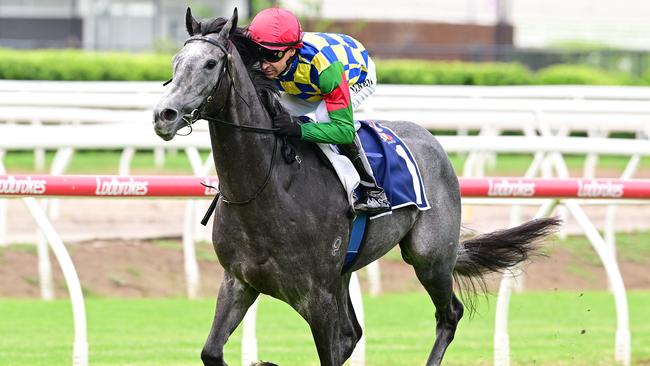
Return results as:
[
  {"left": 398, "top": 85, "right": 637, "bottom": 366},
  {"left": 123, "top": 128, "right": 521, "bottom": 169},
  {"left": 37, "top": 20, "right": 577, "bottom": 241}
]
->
[
  {"left": 534, "top": 64, "right": 628, "bottom": 85},
  {"left": 375, "top": 60, "right": 535, "bottom": 85},
  {"left": 0, "top": 48, "right": 171, "bottom": 81},
  {"left": 640, "top": 69, "right": 650, "bottom": 85},
  {"left": 0, "top": 48, "right": 645, "bottom": 85}
]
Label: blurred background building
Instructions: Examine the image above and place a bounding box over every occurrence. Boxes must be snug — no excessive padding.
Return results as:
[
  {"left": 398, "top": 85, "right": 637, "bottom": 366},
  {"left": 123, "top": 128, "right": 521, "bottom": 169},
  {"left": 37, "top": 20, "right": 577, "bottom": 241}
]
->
[
  {"left": 0, "top": 0, "right": 232, "bottom": 50},
  {"left": 1, "top": 0, "right": 649, "bottom": 74}
]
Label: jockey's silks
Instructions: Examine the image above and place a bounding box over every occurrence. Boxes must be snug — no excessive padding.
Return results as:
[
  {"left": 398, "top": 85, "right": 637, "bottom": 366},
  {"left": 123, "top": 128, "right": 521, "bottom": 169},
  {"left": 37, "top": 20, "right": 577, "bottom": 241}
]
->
[
  {"left": 298, "top": 62, "right": 355, "bottom": 144},
  {"left": 276, "top": 32, "right": 371, "bottom": 145},
  {"left": 276, "top": 33, "right": 369, "bottom": 101}
]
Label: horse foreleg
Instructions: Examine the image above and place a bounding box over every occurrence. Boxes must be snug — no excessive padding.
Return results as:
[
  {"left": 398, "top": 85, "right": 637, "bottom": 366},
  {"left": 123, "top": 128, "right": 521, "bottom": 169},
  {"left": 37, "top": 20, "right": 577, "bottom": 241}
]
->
[
  {"left": 338, "top": 274, "right": 362, "bottom": 362},
  {"left": 201, "top": 271, "right": 259, "bottom": 366},
  {"left": 296, "top": 288, "right": 345, "bottom": 366}
]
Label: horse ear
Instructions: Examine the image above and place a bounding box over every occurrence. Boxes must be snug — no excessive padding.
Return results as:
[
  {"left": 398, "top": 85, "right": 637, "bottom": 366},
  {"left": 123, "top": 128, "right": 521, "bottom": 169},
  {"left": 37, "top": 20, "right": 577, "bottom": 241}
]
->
[
  {"left": 219, "top": 8, "right": 238, "bottom": 39},
  {"left": 231, "top": 8, "right": 239, "bottom": 30},
  {"left": 185, "top": 7, "right": 201, "bottom": 36}
]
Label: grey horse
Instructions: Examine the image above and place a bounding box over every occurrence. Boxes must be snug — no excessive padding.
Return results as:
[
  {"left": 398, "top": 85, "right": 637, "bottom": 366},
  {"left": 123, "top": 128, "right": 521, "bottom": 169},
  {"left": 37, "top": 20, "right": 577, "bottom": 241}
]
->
[{"left": 153, "top": 8, "right": 560, "bottom": 366}]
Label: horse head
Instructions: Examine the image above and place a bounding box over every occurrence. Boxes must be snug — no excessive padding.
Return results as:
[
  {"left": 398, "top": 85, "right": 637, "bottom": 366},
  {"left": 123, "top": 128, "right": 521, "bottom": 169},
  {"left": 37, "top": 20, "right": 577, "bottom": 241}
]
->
[{"left": 153, "top": 8, "right": 238, "bottom": 141}]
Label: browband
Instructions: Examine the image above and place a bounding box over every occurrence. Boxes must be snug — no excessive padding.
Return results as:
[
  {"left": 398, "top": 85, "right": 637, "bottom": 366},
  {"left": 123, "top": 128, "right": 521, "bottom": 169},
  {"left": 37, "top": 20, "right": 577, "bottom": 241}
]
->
[{"left": 184, "top": 36, "right": 229, "bottom": 54}]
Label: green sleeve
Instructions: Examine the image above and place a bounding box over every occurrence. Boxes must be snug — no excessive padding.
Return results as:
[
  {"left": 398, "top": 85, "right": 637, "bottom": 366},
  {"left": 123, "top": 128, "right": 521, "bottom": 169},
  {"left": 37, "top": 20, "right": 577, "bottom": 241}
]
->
[{"left": 299, "top": 61, "right": 355, "bottom": 145}]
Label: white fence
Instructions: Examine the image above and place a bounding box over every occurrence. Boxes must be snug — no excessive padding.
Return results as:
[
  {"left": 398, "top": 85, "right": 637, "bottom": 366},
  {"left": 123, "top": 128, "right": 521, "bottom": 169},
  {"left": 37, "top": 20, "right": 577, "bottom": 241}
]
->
[
  {"left": 3, "top": 82, "right": 650, "bottom": 135},
  {"left": 2, "top": 80, "right": 648, "bottom": 181},
  {"left": 2, "top": 80, "right": 648, "bottom": 176}
]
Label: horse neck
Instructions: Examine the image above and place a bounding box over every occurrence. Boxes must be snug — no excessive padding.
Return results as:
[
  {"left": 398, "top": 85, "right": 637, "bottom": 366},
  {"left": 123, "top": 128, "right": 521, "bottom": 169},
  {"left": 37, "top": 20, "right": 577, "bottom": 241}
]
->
[{"left": 208, "top": 53, "right": 276, "bottom": 201}]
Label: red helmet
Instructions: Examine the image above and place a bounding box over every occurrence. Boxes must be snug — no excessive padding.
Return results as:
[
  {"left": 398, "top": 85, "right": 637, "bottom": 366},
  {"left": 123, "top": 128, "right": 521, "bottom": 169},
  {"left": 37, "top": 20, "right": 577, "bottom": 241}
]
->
[{"left": 248, "top": 8, "right": 303, "bottom": 50}]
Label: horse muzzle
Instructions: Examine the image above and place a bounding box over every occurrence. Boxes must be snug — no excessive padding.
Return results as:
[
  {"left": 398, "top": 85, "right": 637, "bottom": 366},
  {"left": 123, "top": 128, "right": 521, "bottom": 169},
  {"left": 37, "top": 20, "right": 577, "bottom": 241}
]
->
[{"left": 152, "top": 107, "right": 182, "bottom": 141}]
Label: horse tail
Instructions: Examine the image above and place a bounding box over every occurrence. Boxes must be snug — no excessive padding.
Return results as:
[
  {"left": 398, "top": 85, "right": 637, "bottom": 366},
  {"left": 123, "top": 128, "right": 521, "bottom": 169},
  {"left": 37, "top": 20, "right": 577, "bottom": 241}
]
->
[{"left": 452, "top": 217, "right": 561, "bottom": 311}]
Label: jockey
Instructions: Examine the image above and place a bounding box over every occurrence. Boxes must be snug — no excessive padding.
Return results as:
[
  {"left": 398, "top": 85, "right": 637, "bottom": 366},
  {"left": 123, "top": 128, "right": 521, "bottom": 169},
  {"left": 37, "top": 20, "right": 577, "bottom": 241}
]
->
[{"left": 247, "top": 7, "right": 390, "bottom": 214}]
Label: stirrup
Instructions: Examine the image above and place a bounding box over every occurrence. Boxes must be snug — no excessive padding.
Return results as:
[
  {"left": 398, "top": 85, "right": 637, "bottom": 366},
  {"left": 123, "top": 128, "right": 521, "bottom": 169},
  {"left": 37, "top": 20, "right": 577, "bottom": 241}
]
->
[{"left": 354, "top": 188, "right": 390, "bottom": 214}]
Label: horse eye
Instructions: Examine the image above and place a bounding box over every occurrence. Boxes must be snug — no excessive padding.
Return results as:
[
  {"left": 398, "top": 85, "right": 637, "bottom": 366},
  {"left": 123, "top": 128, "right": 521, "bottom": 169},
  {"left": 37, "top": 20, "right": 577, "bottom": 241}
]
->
[{"left": 206, "top": 59, "right": 218, "bottom": 69}]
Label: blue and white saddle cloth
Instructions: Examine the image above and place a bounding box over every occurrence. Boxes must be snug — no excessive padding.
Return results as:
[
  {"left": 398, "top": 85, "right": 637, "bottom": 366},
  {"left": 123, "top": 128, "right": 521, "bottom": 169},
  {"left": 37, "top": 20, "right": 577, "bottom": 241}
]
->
[
  {"left": 357, "top": 120, "right": 431, "bottom": 218},
  {"left": 318, "top": 120, "right": 430, "bottom": 220}
]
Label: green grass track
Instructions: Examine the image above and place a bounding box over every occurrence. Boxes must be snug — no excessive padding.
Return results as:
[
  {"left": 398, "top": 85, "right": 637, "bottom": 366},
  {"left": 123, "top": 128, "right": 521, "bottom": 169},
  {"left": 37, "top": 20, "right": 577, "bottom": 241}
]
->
[{"left": 1, "top": 291, "right": 649, "bottom": 365}]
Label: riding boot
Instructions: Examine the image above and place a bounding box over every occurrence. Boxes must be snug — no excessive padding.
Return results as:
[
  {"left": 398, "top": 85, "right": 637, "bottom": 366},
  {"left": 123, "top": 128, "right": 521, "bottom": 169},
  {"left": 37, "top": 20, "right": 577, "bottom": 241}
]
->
[{"left": 339, "top": 136, "right": 390, "bottom": 214}]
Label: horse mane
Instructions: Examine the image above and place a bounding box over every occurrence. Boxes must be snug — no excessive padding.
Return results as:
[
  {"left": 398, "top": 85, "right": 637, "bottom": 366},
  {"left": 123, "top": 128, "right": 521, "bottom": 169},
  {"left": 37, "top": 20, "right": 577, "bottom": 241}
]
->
[{"left": 198, "top": 17, "right": 284, "bottom": 118}]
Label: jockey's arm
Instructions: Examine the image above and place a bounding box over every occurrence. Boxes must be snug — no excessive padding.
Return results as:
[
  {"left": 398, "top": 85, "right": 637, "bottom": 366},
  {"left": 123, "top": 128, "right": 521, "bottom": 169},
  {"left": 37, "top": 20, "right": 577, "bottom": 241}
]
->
[{"left": 299, "top": 61, "right": 356, "bottom": 145}]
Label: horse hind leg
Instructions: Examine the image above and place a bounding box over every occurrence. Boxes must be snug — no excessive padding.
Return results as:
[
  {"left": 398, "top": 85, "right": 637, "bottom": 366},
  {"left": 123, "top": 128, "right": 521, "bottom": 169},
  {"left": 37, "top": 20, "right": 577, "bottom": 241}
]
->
[
  {"left": 400, "top": 212, "right": 464, "bottom": 366},
  {"left": 425, "top": 283, "right": 464, "bottom": 366},
  {"left": 410, "top": 252, "right": 465, "bottom": 366},
  {"left": 201, "top": 271, "right": 259, "bottom": 366},
  {"left": 408, "top": 258, "right": 464, "bottom": 366}
]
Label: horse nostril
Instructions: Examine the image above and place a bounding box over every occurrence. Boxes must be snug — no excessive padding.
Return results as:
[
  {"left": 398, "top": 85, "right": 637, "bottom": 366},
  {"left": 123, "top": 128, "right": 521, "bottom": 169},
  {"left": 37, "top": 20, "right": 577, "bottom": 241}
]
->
[{"left": 160, "top": 108, "right": 178, "bottom": 122}]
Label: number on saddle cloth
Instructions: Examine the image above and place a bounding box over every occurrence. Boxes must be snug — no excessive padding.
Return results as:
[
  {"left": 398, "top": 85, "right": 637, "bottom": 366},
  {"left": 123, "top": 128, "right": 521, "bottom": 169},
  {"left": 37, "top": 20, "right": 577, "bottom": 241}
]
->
[{"left": 356, "top": 120, "right": 431, "bottom": 214}]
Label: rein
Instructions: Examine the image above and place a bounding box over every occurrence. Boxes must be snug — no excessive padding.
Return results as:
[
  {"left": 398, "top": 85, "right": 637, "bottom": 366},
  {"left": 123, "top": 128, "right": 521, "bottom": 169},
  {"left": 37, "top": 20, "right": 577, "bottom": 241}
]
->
[{"left": 178, "top": 35, "right": 282, "bottom": 213}]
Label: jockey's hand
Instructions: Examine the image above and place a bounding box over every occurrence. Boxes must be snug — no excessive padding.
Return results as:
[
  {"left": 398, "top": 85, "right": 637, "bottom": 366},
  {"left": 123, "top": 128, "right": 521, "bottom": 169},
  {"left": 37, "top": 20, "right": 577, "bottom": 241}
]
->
[{"left": 273, "top": 114, "right": 302, "bottom": 138}]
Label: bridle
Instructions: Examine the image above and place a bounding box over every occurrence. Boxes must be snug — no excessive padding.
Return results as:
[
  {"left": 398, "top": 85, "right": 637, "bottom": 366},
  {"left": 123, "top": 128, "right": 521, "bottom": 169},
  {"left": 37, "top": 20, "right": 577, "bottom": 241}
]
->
[
  {"left": 173, "top": 34, "right": 282, "bottom": 210},
  {"left": 179, "top": 35, "right": 280, "bottom": 135}
]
